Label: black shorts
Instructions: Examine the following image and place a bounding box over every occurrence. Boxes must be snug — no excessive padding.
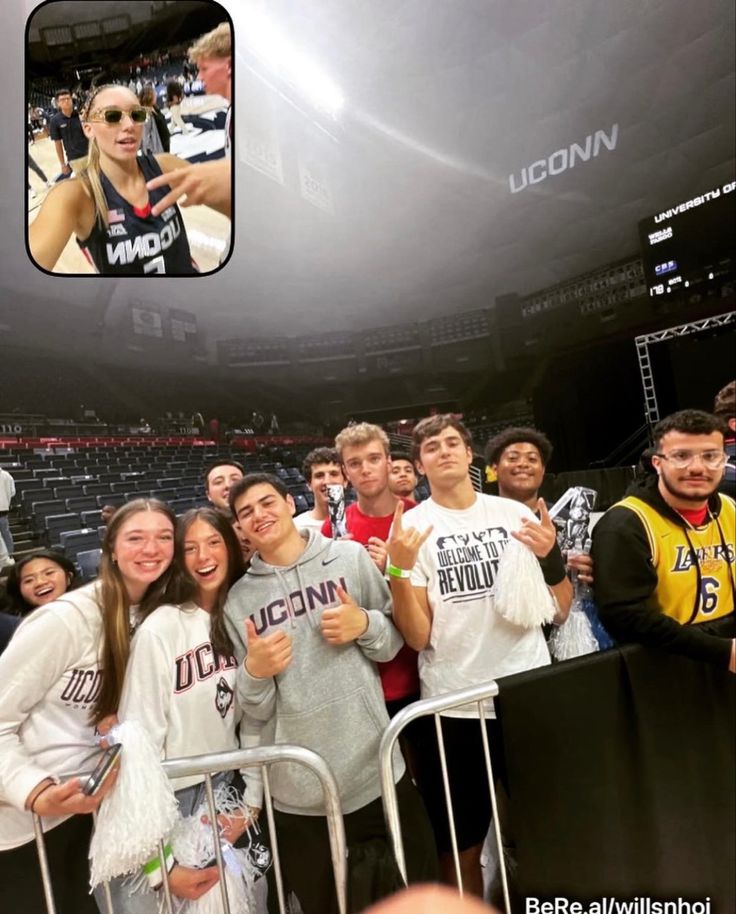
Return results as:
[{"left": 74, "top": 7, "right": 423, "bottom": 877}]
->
[
  {"left": 414, "top": 715, "right": 508, "bottom": 854},
  {"left": 272, "top": 773, "right": 438, "bottom": 914},
  {"left": 0, "top": 814, "right": 98, "bottom": 914}
]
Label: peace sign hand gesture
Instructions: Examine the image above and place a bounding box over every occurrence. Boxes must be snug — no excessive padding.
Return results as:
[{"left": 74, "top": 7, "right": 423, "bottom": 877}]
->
[{"left": 387, "top": 502, "right": 433, "bottom": 574}]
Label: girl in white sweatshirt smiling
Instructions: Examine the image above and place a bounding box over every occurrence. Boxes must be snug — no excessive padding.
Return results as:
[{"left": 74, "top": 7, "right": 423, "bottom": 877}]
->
[
  {"left": 0, "top": 498, "right": 177, "bottom": 914},
  {"left": 112, "top": 507, "right": 269, "bottom": 911}
]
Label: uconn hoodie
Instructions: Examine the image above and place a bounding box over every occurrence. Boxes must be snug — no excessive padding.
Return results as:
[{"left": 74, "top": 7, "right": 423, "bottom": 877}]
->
[{"left": 224, "top": 530, "right": 405, "bottom": 815}]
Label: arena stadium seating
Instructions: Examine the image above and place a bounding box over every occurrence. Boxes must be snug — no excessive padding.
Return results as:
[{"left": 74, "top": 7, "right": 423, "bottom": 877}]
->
[{"left": 3, "top": 437, "right": 319, "bottom": 579}]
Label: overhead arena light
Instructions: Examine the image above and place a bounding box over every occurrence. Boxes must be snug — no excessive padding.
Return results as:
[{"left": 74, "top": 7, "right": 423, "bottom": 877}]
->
[{"left": 240, "top": 3, "right": 345, "bottom": 118}]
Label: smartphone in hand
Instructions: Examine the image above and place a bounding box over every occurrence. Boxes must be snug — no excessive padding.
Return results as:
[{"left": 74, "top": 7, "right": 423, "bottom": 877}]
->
[{"left": 82, "top": 744, "right": 122, "bottom": 796}]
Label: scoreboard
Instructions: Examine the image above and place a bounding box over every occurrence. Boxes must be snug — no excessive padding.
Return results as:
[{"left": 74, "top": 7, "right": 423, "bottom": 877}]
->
[{"left": 638, "top": 181, "right": 736, "bottom": 298}]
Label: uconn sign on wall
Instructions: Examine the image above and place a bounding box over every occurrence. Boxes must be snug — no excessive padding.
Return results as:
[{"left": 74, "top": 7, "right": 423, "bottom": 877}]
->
[{"left": 509, "top": 124, "right": 619, "bottom": 194}]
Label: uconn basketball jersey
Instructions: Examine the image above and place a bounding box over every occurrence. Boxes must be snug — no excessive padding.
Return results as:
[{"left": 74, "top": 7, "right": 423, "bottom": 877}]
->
[{"left": 77, "top": 154, "right": 198, "bottom": 275}]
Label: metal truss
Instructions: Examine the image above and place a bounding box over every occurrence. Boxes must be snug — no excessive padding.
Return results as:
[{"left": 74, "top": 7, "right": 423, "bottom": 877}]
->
[{"left": 635, "top": 311, "right": 735, "bottom": 425}]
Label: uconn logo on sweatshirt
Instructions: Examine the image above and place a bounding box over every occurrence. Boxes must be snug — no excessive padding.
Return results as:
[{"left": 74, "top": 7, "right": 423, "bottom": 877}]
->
[
  {"left": 174, "top": 641, "right": 237, "bottom": 694},
  {"left": 249, "top": 576, "right": 347, "bottom": 635},
  {"left": 60, "top": 668, "right": 102, "bottom": 708}
]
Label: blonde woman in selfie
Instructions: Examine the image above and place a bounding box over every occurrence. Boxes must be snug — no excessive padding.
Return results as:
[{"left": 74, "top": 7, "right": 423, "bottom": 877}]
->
[{"left": 29, "top": 84, "right": 228, "bottom": 275}]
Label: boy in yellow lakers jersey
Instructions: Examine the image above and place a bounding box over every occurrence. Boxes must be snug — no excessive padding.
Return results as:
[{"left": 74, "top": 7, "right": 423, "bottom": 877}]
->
[{"left": 592, "top": 409, "right": 735, "bottom": 672}]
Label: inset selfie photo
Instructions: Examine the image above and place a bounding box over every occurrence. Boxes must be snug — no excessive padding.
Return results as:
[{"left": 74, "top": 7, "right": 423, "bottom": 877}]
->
[{"left": 26, "top": 0, "right": 233, "bottom": 275}]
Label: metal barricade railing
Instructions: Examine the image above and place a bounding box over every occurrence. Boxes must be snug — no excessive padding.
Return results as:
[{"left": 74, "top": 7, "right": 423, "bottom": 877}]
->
[
  {"left": 379, "top": 681, "right": 510, "bottom": 911},
  {"left": 33, "top": 744, "right": 348, "bottom": 914}
]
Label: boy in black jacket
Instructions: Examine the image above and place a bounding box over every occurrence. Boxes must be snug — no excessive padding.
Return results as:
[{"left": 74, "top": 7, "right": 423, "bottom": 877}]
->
[{"left": 592, "top": 409, "right": 735, "bottom": 671}]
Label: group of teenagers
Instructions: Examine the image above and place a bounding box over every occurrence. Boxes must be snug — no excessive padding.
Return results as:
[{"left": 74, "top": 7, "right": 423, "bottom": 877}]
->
[
  {"left": 2, "top": 406, "right": 733, "bottom": 914},
  {"left": 0, "top": 413, "right": 576, "bottom": 914}
]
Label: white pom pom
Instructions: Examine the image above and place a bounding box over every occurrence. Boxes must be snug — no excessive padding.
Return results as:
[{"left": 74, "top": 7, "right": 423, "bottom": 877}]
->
[
  {"left": 493, "top": 539, "right": 556, "bottom": 629},
  {"left": 89, "top": 720, "right": 179, "bottom": 886},
  {"left": 168, "top": 847, "right": 256, "bottom": 914},
  {"left": 549, "top": 603, "right": 599, "bottom": 661},
  {"left": 168, "top": 783, "right": 260, "bottom": 914}
]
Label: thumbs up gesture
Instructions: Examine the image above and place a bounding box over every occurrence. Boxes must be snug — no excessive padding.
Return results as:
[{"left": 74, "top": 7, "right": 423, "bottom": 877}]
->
[
  {"left": 243, "top": 618, "right": 293, "bottom": 679},
  {"left": 321, "top": 585, "right": 369, "bottom": 645}
]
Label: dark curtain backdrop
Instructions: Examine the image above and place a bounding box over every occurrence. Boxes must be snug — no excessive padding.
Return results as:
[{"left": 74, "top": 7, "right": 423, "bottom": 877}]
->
[{"left": 496, "top": 645, "right": 735, "bottom": 910}]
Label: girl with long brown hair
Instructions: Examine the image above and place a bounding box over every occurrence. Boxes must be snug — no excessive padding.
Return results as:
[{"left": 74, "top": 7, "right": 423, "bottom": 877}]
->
[
  {"left": 111, "top": 507, "right": 271, "bottom": 910},
  {"left": 0, "top": 498, "right": 176, "bottom": 914}
]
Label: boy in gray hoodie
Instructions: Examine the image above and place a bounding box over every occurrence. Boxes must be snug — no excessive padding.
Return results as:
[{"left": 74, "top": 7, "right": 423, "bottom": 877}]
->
[{"left": 224, "top": 474, "right": 438, "bottom": 913}]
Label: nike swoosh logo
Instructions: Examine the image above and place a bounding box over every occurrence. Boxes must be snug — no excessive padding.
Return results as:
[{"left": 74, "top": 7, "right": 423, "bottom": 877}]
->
[{"left": 322, "top": 557, "right": 339, "bottom": 566}]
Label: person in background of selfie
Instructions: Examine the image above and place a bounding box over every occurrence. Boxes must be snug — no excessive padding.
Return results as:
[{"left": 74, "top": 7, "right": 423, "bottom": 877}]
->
[
  {"left": 48, "top": 88, "right": 88, "bottom": 179},
  {"left": 5, "top": 549, "right": 78, "bottom": 616},
  {"left": 188, "top": 22, "right": 232, "bottom": 156},
  {"left": 146, "top": 23, "right": 233, "bottom": 255},
  {"left": 28, "top": 152, "right": 53, "bottom": 201},
  {"left": 0, "top": 499, "right": 177, "bottom": 914},
  {"left": 138, "top": 83, "right": 170, "bottom": 155},
  {"left": 166, "top": 80, "right": 191, "bottom": 135}
]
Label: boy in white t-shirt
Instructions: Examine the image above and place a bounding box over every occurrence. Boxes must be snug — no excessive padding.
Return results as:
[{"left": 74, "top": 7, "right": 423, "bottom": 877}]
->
[{"left": 387, "top": 415, "right": 572, "bottom": 898}]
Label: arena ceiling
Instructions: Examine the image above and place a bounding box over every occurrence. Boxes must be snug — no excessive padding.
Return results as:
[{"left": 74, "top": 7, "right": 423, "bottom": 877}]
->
[{"left": 4, "top": 0, "right": 735, "bottom": 362}]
